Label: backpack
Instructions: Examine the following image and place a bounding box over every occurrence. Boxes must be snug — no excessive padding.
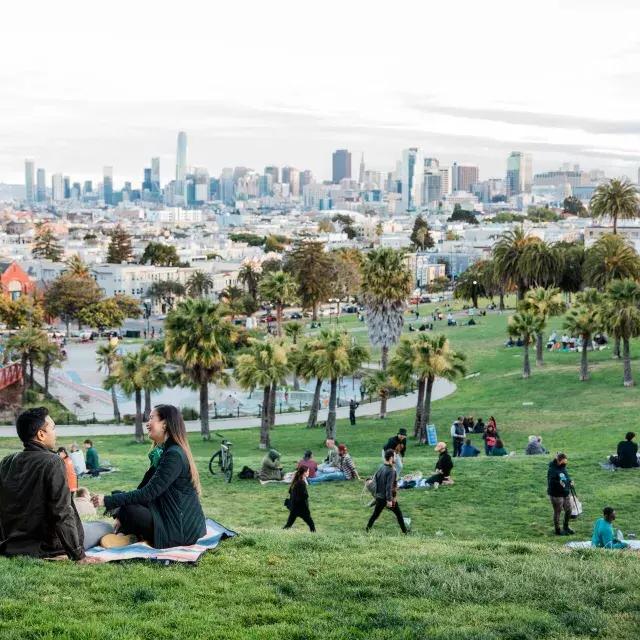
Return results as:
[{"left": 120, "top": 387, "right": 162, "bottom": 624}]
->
[
  {"left": 365, "top": 472, "right": 378, "bottom": 496},
  {"left": 238, "top": 465, "right": 256, "bottom": 480}
]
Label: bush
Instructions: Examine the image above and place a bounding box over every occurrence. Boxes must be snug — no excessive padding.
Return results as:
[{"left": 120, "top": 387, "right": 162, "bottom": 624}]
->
[
  {"left": 181, "top": 407, "right": 200, "bottom": 421},
  {"left": 23, "top": 389, "right": 40, "bottom": 404}
]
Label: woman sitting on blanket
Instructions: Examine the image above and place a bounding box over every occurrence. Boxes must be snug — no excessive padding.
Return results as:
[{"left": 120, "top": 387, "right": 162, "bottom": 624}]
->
[
  {"left": 258, "top": 449, "right": 284, "bottom": 481},
  {"left": 92, "top": 404, "right": 206, "bottom": 549}
]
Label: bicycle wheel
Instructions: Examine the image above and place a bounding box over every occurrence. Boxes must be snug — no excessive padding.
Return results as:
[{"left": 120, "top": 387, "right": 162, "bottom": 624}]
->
[
  {"left": 223, "top": 454, "right": 234, "bottom": 483},
  {"left": 208, "top": 451, "right": 221, "bottom": 475}
]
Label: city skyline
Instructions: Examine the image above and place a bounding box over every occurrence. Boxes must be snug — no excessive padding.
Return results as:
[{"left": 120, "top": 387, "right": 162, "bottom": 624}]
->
[{"left": 3, "top": 1, "right": 640, "bottom": 184}]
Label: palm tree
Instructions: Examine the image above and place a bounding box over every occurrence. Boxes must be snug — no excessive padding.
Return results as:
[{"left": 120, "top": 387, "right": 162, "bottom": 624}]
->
[
  {"left": 590, "top": 178, "right": 639, "bottom": 234},
  {"left": 97, "top": 341, "right": 122, "bottom": 422},
  {"left": 7, "top": 327, "right": 48, "bottom": 400},
  {"left": 389, "top": 337, "right": 423, "bottom": 435},
  {"left": 493, "top": 227, "right": 536, "bottom": 301},
  {"left": 165, "top": 299, "right": 236, "bottom": 439},
  {"left": 521, "top": 287, "right": 565, "bottom": 366},
  {"left": 309, "top": 329, "right": 369, "bottom": 438},
  {"left": 139, "top": 345, "right": 168, "bottom": 421},
  {"left": 38, "top": 341, "right": 63, "bottom": 397},
  {"left": 563, "top": 290, "right": 602, "bottom": 381},
  {"left": 284, "top": 322, "right": 304, "bottom": 390},
  {"left": 360, "top": 247, "right": 412, "bottom": 417},
  {"left": 605, "top": 279, "right": 640, "bottom": 387},
  {"left": 362, "top": 370, "right": 392, "bottom": 420},
  {"left": 519, "top": 241, "right": 563, "bottom": 291},
  {"left": 507, "top": 311, "right": 544, "bottom": 379},
  {"left": 235, "top": 339, "right": 289, "bottom": 449},
  {"left": 259, "top": 271, "right": 298, "bottom": 337},
  {"left": 583, "top": 233, "right": 640, "bottom": 290},
  {"left": 186, "top": 271, "right": 214, "bottom": 298},
  {"left": 295, "top": 341, "right": 323, "bottom": 429},
  {"left": 65, "top": 254, "right": 90, "bottom": 277},
  {"left": 219, "top": 285, "right": 246, "bottom": 321},
  {"left": 238, "top": 262, "right": 262, "bottom": 302}
]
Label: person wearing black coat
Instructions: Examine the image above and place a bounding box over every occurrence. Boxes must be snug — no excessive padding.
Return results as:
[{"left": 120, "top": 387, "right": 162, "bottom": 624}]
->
[
  {"left": 284, "top": 466, "right": 315, "bottom": 531},
  {"left": 609, "top": 432, "right": 639, "bottom": 468},
  {"left": 424, "top": 442, "right": 453, "bottom": 486},
  {"left": 93, "top": 405, "right": 206, "bottom": 548},
  {"left": 547, "top": 453, "right": 575, "bottom": 536}
]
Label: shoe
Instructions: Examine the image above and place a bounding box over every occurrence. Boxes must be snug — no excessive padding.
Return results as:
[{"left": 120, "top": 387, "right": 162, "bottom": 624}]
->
[
  {"left": 433, "top": 482, "right": 440, "bottom": 490},
  {"left": 554, "top": 527, "right": 563, "bottom": 536},
  {"left": 403, "top": 517, "right": 412, "bottom": 532},
  {"left": 563, "top": 526, "right": 575, "bottom": 535},
  {"left": 99, "top": 533, "right": 137, "bottom": 548}
]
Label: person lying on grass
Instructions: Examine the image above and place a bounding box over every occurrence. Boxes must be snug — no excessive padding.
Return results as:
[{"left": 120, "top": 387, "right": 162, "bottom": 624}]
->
[
  {"left": 92, "top": 404, "right": 206, "bottom": 549},
  {"left": 592, "top": 507, "right": 628, "bottom": 549},
  {"left": 0, "top": 407, "right": 110, "bottom": 563}
]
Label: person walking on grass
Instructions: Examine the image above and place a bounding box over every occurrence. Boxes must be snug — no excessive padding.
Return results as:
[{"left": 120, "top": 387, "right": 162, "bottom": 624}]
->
[
  {"left": 547, "top": 452, "right": 575, "bottom": 536},
  {"left": 366, "top": 450, "right": 408, "bottom": 534},
  {"left": 283, "top": 466, "right": 315, "bottom": 532}
]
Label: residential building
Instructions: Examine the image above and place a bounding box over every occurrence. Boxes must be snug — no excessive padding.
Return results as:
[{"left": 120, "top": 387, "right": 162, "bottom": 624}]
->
[
  {"left": 0, "top": 262, "right": 36, "bottom": 300},
  {"left": 332, "top": 149, "right": 352, "bottom": 183}
]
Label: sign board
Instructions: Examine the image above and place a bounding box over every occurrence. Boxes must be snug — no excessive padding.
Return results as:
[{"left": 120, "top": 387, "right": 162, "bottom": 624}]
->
[{"left": 427, "top": 424, "right": 438, "bottom": 446}]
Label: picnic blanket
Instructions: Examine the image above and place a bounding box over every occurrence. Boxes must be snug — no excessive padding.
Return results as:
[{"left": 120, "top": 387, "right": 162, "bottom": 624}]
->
[
  {"left": 566, "top": 540, "right": 640, "bottom": 550},
  {"left": 85, "top": 518, "right": 236, "bottom": 564},
  {"left": 259, "top": 471, "right": 295, "bottom": 485}
]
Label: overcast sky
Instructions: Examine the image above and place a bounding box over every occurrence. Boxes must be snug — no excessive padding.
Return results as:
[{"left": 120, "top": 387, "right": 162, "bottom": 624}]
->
[{"left": 3, "top": 0, "right": 640, "bottom": 185}]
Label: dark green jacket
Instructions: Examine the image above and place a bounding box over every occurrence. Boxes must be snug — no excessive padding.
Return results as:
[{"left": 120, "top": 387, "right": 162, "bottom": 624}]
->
[
  {"left": 104, "top": 442, "right": 205, "bottom": 548},
  {"left": 85, "top": 447, "right": 99, "bottom": 471}
]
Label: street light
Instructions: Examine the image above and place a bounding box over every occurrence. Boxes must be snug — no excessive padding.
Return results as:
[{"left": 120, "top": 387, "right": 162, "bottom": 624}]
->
[
  {"left": 472, "top": 280, "right": 477, "bottom": 309},
  {"left": 143, "top": 298, "right": 152, "bottom": 338}
]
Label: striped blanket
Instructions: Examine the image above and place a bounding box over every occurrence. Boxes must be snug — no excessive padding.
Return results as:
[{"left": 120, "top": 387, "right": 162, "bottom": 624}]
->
[{"left": 85, "top": 518, "right": 236, "bottom": 564}]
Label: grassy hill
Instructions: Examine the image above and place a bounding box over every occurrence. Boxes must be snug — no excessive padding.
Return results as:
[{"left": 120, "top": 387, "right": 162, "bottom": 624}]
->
[{"left": 1, "top": 310, "right": 639, "bottom": 639}]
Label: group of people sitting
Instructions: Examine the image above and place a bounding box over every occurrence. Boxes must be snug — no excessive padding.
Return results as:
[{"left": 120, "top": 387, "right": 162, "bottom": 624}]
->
[
  {"left": 546, "top": 331, "right": 608, "bottom": 352},
  {"left": 0, "top": 405, "right": 207, "bottom": 562},
  {"left": 451, "top": 415, "right": 505, "bottom": 457}
]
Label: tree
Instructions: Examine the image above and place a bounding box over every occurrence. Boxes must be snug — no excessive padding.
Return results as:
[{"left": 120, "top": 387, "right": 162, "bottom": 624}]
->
[
  {"left": 527, "top": 206, "right": 561, "bottom": 222},
  {"left": 32, "top": 223, "right": 63, "bottom": 261},
  {"left": 77, "top": 298, "right": 125, "bottom": 330},
  {"left": 219, "top": 285, "right": 246, "bottom": 320},
  {"left": 448, "top": 205, "right": 478, "bottom": 224},
  {"left": 7, "top": 327, "right": 49, "bottom": 400},
  {"left": 556, "top": 241, "right": 585, "bottom": 296},
  {"left": 37, "top": 341, "right": 63, "bottom": 396},
  {"left": 428, "top": 276, "right": 450, "bottom": 294},
  {"left": 186, "top": 271, "right": 214, "bottom": 298},
  {"left": 295, "top": 341, "right": 323, "bottom": 429},
  {"left": 264, "top": 234, "right": 290, "bottom": 253},
  {"left": 329, "top": 248, "right": 362, "bottom": 314},
  {"left": 410, "top": 215, "right": 434, "bottom": 250},
  {"left": 238, "top": 262, "right": 262, "bottom": 302},
  {"left": 235, "top": 339, "right": 289, "bottom": 449},
  {"left": 138, "top": 345, "right": 168, "bottom": 421},
  {"left": 583, "top": 233, "right": 640, "bottom": 290},
  {"left": 389, "top": 337, "right": 422, "bottom": 434},
  {"left": 493, "top": 227, "right": 535, "bottom": 300},
  {"left": 147, "top": 280, "right": 186, "bottom": 312},
  {"left": 43, "top": 272, "right": 103, "bottom": 336},
  {"left": 284, "top": 321, "right": 304, "bottom": 390},
  {"left": 563, "top": 289, "right": 602, "bottom": 381},
  {"left": 361, "top": 247, "right": 412, "bottom": 409},
  {"left": 285, "top": 241, "right": 334, "bottom": 320},
  {"left": 113, "top": 294, "right": 142, "bottom": 319},
  {"left": 590, "top": 178, "right": 639, "bottom": 234},
  {"left": 563, "top": 196, "right": 587, "bottom": 217},
  {"left": 521, "top": 287, "right": 565, "bottom": 366},
  {"left": 97, "top": 341, "right": 122, "bottom": 422},
  {"left": 0, "top": 296, "right": 44, "bottom": 329},
  {"left": 605, "top": 279, "right": 640, "bottom": 387},
  {"left": 259, "top": 271, "right": 298, "bottom": 337},
  {"left": 309, "top": 329, "right": 368, "bottom": 438},
  {"left": 65, "top": 254, "right": 90, "bottom": 277},
  {"left": 317, "top": 218, "right": 335, "bottom": 233},
  {"left": 140, "top": 242, "right": 180, "bottom": 266},
  {"left": 454, "top": 263, "right": 487, "bottom": 308},
  {"left": 165, "top": 299, "right": 236, "bottom": 439},
  {"left": 507, "top": 311, "right": 544, "bottom": 379},
  {"left": 519, "top": 241, "right": 563, "bottom": 291},
  {"left": 362, "top": 370, "right": 392, "bottom": 420},
  {"left": 106, "top": 225, "right": 133, "bottom": 264}
]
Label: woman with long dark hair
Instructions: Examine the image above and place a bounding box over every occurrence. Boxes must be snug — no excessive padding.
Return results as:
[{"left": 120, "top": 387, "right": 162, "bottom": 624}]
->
[
  {"left": 93, "top": 404, "right": 206, "bottom": 548},
  {"left": 283, "top": 466, "right": 315, "bottom": 532}
]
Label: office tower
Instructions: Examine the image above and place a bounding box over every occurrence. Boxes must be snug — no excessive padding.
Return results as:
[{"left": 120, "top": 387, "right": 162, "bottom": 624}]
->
[
  {"left": 24, "top": 160, "right": 35, "bottom": 203},
  {"left": 400, "top": 148, "right": 420, "bottom": 211},
  {"left": 83, "top": 180, "right": 93, "bottom": 196},
  {"left": 103, "top": 166, "right": 114, "bottom": 205},
  {"left": 36, "top": 168, "right": 46, "bottom": 202},
  {"left": 300, "top": 169, "right": 313, "bottom": 191},
  {"left": 51, "top": 173, "right": 65, "bottom": 202},
  {"left": 439, "top": 168, "right": 450, "bottom": 195},
  {"left": 451, "top": 162, "right": 479, "bottom": 193},
  {"left": 151, "top": 157, "right": 160, "bottom": 190},
  {"left": 332, "top": 149, "right": 352, "bottom": 183},
  {"left": 209, "top": 177, "right": 220, "bottom": 200},
  {"left": 264, "top": 166, "right": 279, "bottom": 184},
  {"left": 259, "top": 174, "right": 273, "bottom": 197},
  {"left": 194, "top": 168, "right": 209, "bottom": 203},
  {"left": 281, "top": 166, "right": 300, "bottom": 196},
  {"left": 359, "top": 154, "right": 365, "bottom": 184},
  {"left": 175, "top": 131, "right": 187, "bottom": 199},
  {"left": 219, "top": 168, "right": 235, "bottom": 206},
  {"left": 143, "top": 168, "right": 152, "bottom": 192},
  {"left": 506, "top": 151, "right": 533, "bottom": 197},
  {"left": 63, "top": 176, "right": 71, "bottom": 199},
  {"left": 71, "top": 182, "right": 81, "bottom": 200},
  {"left": 422, "top": 158, "right": 442, "bottom": 205}
]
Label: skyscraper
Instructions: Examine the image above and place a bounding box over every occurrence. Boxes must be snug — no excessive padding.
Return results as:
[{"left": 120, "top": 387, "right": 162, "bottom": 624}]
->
[
  {"left": 264, "top": 166, "right": 279, "bottom": 184},
  {"left": 359, "top": 153, "right": 365, "bottom": 184},
  {"left": 400, "top": 148, "right": 420, "bottom": 211},
  {"left": 451, "top": 163, "right": 479, "bottom": 193},
  {"left": 103, "top": 166, "right": 113, "bottom": 205},
  {"left": 36, "top": 168, "right": 46, "bottom": 202},
  {"left": 281, "top": 167, "right": 300, "bottom": 196},
  {"left": 332, "top": 149, "right": 352, "bottom": 183},
  {"left": 51, "top": 173, "right": 65, "bottom": 202},
  {"left": 175, "top": 131, "right": 187, "bottom": 200},
  {"left": 151, "top": 157, "right": 160, "bottom": 192},
  {"left": 63, "top": 176, "right": 71, "bottom": 199},
  {"left": 24, "top": 160, "right": 35, "bottom": 203},
  {"left": 143, "top": 168, "right": 152, "bottom": 192},
  {"left": 300, "top": 169, "right": 313, "bottom": 192},
  {"left": 423, "top": 158, "right": 442, "bottom": 205},
  {"left": 506, "top": 151, "right": 533, "bottom": 197}
]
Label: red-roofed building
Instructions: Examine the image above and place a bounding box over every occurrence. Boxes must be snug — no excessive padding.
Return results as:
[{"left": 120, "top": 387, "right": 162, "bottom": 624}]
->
[{"left": 0, "top": 262, "right": 36, "bottom": 300}]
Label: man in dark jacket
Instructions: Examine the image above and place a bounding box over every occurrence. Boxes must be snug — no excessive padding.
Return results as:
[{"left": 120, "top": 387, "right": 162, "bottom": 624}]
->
[
  {"left": 366, "top": 449, "right": 408, "bottom": 534},
  {"left": 0, "top": 408, "right": 105, "bottom": 562},
  {"left": 547, "top": 452, "right": 575, "bottom": 536},
  {"left": 383, "top": 429, "right": 407, "bottom": 473},
  {"left": 425, "top": 442, "right": 454, "bottom": 487},
  {"left": 349, "top": 399, "right": 359, "bottom": 426},
  {"left": 610, "top": 432, "right": 639, "bottom": 468}
]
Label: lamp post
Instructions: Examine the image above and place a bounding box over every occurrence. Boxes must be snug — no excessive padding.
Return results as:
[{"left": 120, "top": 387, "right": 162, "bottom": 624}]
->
[
  {"left": 472, "top": 280, "right": 478, "bottom": 309},
  {"left": 143, "top": 298, "right": 152, "bottom": 338}
]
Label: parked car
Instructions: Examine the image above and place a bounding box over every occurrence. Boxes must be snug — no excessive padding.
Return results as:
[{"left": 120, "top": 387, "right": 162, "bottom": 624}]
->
[
  {"left": 288, "top": 312, "right": 303, "bottom": 319},
  {"left": 343, "top": 305, "right": 358, "bottom": 313}
]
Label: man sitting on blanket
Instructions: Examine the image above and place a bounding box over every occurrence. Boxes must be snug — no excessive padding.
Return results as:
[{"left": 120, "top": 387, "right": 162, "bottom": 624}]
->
[
  {"left": 0, "top": 407, "right": 111, "bottom": 563},
  {"left": 309, "top": 438, "right": 346, "bottom": 483},
  {"left": 592, "top": 506, "right": 628, "bottom": 549},
  {"left": 423, "top": 442, "right": 454, "bottom": 488}
]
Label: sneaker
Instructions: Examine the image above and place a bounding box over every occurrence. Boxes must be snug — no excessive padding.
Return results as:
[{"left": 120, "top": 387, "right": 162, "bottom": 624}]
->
[
  {"left": 99, "top": 533, "right": 137, "bottom": 548},
  {"left": 563, "top": 526, "right": 575, "bottom": 535},
  {"left": 403, "top": 517, "right": 412, "bottom": 532},
  {"left": 433, "top": 482, "right": 440, "bottom": 490}
]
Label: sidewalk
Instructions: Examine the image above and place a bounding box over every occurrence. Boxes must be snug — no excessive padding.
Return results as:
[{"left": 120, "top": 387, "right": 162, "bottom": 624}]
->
[{"left": 0, "top": 379, "right": 456, "bottom": 438}]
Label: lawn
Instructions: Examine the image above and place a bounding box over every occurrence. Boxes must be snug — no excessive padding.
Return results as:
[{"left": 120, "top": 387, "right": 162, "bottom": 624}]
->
[{"left": 1, "top": 308, "right": 639, "bottom": 639}]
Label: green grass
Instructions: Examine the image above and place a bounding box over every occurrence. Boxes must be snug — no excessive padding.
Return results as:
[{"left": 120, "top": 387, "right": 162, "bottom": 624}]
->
[{"left": 1, "top": 308, "right": 640, "bottom": 639}]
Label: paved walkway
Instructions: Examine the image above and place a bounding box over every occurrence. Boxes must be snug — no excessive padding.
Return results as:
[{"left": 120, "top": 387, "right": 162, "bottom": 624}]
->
[{"left": 0, "top": 379, "right": 457, "bottom": 438}]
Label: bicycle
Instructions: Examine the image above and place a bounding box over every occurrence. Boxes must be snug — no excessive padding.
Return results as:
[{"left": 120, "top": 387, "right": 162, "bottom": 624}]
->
[{"left": 208, "top": 433, "right": 234, "bottom": 482}]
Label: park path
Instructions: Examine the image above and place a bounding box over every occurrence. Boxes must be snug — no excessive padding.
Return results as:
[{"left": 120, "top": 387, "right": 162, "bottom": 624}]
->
[{"left": 0, "top": 379, "right": 457, "bottom": 438}]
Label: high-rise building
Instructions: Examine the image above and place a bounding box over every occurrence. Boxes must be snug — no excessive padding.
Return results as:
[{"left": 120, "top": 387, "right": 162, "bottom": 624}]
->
[
  {"left": 63, "top": 176, "right": 71, "bottom": 199},
  {"left": 193, "top": 168, "right": 210, "bottom": 203},
  {"left": 506, "top": 152, "right": 533, "bottom": 197},
  {"left": 143, "top": 168, "right": 152, "bottom": 192},
  {"left": 439, "top": 168, "right": 450, "bottom": 195},
  {"left": 36, "top": 168, "right": 46, "bottom": 202},
  {"left": 300, "top": 169, "right": 313, "bottom": 192},
  {"left": 259, "top": 174, "right": 273, "bottom": 197},
  {"left": 400, "top": 148, "right": 420, "bottom": 211},
  {"left": 175, "top": 131, "right": 187, "bottom": 200},
  {"left": 219, "top": 168, "right": 235, "bottom": 206},
  {"left": 264, "top": 166, "right": 279, "bottom": 184},
  {"left": 422, "top": 158, "right": 442, "bottom": 205},
  {"left": 359, "top": 154, "right": 365, "bottom": 185},
  {"left": 51, "top": 173, "right": 65, "bottom": 202},
  {"left": 103, "top": 166, "right": 114, "bottom": 205},
  {"left": 332, "top": 149, "right": 352, "bottom": 184},
  {"left": 24, "top": 160, "right": 35, "bottom": 203},
  {"left": 451, "top": 162, "right": 479, "bottom": 193},
  {"left": 151, "top": 157, "right": 160, "bottom": 191},
  {"left": 83, "top": 180, "right": 93, "bottom": 196},
  {"left": 281, "top": 166, "right": 300, "bottom": 196},
  {"left": 71, "top": 182, "right": 82, "bottom": 200}
]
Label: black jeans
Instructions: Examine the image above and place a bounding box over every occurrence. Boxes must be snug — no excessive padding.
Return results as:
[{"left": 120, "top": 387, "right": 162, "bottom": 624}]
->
[
  {"left": 425, "top": 473, "right": 446, "bottom": 485},
  {"left": 118, "top": 504, "right": 155, "bottom": 544},
  {"left": 452, "top": 439, "right": 463, "bottom": 457},
  {"left": 349, "top": 413, "right": 356, "bottom": 425},
  {"left": 284, "top": 506, "right": 316, "bottom": 532},
  {"left": 366, "top": 498, "right": 407, "bottom": 533}
]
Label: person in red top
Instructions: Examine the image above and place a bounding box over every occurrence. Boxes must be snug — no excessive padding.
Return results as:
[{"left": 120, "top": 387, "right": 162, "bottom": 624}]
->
[
  {"left": 57, "top": 447, "right": 78, "bottom": 495},
  {"left": 298, "top": 450, "right": 318, "bottom": 478}
]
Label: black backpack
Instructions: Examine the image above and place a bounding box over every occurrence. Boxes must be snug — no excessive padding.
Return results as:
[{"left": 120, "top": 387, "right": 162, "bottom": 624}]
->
[{"left": 238, "top": 466, "right": 256, "bottom": 480}]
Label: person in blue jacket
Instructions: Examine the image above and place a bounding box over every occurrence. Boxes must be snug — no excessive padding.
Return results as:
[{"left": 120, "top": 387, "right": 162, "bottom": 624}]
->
[{"left": 592, "top": 507, "right": 628, "bottom": 549}]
